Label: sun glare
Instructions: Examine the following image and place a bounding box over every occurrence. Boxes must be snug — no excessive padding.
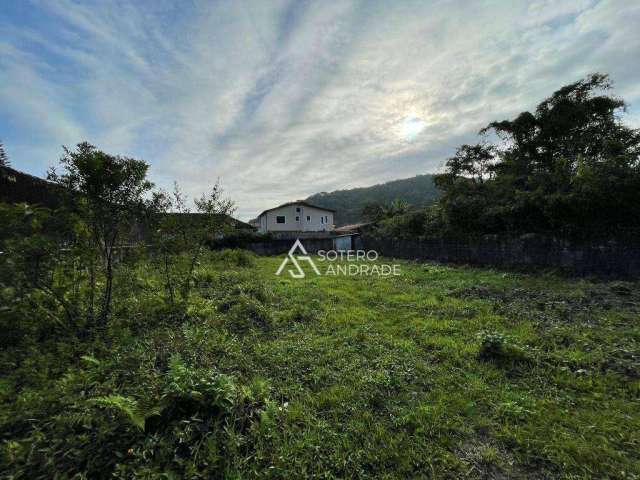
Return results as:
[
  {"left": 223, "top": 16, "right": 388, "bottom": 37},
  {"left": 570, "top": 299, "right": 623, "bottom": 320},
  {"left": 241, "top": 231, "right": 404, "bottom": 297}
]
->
[{"left": 398, "top": 116, "right": 426, "bottom": 141}]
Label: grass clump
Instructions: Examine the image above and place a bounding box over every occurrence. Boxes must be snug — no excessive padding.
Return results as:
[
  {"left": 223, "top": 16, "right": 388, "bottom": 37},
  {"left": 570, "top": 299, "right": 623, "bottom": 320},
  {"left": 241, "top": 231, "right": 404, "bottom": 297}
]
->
[
  {"left": 223, "top": 294, "right": 274, "bottom": 333},
  {"left": 210, "top": 248, "right": 257, "bottom": 267}
]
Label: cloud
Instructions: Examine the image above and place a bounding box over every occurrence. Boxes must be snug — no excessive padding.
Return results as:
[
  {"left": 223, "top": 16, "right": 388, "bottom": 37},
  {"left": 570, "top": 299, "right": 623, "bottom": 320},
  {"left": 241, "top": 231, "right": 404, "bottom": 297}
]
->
[{"left": 1, "top": 0, "right": 639, "bottom": 219}]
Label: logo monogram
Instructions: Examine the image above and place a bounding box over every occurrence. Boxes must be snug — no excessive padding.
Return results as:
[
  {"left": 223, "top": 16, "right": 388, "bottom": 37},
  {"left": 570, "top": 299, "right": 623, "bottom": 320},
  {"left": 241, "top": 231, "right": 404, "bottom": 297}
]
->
[{"left": 275, "top": 239, "right": 321, "bottom": 278}]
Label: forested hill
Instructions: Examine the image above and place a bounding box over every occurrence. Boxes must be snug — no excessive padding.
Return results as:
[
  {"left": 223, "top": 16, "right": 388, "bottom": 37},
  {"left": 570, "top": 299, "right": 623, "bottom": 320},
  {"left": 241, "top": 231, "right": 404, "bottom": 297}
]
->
[{"left": 306, "top": 174, "right": 439, "bottom": 226}]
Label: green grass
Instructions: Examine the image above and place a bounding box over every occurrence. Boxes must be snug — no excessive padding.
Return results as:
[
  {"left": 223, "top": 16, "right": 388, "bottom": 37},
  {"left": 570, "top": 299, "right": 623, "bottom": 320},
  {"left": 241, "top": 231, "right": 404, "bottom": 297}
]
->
[{"left": 1, "top": 252, "right": 639, "bottom": 478}]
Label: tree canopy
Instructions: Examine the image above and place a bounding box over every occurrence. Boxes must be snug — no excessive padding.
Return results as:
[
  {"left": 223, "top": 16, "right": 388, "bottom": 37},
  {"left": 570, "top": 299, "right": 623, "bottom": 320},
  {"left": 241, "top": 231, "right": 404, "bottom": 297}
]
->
[{"left": 433, "top": 73, "right": 640, "bottom": 240}]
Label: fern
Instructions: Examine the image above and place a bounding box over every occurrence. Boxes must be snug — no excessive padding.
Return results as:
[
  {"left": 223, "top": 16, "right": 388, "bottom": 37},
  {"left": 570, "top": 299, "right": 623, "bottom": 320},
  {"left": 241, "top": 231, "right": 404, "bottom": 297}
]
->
[{"left": 90, "top": 395, "right": 159, "bottom": 431}]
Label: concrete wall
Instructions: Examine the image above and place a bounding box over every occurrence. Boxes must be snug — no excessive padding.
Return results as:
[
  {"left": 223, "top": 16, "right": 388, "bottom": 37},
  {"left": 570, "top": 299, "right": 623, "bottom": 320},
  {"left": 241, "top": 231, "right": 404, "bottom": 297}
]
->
[
  {"left": 362, "top": 234, "right": 640, "bottom": 278},
  {"left": 246, "top": 237, "right": 334, "bottom": 256},
  {"left": 259, "top": 204, "right": 334, "bottom": 233}
]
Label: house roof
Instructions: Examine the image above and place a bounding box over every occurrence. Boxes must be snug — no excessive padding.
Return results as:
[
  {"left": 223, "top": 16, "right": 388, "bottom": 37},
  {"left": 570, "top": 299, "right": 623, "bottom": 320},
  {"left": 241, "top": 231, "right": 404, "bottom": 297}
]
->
[
  {"left": 333, "top": 222, "right": 373, "bottom": 234},
  {"left": 257, "top": 200, "right": 336, "bottom": 218}
]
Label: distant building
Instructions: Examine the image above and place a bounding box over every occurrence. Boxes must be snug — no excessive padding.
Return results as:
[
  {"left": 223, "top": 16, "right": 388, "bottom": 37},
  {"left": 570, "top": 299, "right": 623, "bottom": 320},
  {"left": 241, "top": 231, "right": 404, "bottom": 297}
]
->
[{"left": 255, "top": 201, "right": 335, "bottom": 233}]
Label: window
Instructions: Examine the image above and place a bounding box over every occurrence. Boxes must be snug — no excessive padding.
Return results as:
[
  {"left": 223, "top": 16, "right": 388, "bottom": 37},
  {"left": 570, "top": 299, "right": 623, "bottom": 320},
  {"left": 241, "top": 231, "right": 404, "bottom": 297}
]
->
[
  {"left": 321, "top": 216, "right": 324, "bottom": 224},
  {"left": 276, "top": 215, "right": 285, "bottom": 224},
  {"left": 306, "top": 215, "right": 310, "bottom": 222},
  {"left": 296, "top": 207, "right": 301, "bottom": 212},
  {"left": 325, "top": 215, "right": 329, "bottom": 223},
  {"left": 295, "top": 216, "right": 299, "bottom": 221}
]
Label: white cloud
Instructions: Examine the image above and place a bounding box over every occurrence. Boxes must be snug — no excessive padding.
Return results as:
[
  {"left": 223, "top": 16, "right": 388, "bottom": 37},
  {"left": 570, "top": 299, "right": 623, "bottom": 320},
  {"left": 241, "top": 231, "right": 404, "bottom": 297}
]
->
[{"left": 1, "top": 0, "right": 639, "bottom": 219}]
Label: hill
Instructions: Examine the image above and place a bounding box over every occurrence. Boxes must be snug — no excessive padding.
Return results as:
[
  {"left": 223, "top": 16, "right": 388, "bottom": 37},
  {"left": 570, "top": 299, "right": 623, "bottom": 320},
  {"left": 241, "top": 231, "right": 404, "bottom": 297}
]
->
[{"left": 306, "top": 174, "right": 440, "bottom": 226}]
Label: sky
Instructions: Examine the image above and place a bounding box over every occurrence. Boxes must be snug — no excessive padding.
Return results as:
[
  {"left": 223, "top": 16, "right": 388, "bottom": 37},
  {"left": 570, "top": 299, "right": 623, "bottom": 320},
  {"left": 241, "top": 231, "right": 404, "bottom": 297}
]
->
[{"left": 1, "top": 0, "right": 639, "bottom": 220}]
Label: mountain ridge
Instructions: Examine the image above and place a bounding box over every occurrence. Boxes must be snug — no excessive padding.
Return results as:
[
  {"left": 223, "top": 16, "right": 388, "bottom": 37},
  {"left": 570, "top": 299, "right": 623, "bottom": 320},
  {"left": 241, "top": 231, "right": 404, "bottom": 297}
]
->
[{"left": 305, "top": 174, "right": 440, "bottom": 226}]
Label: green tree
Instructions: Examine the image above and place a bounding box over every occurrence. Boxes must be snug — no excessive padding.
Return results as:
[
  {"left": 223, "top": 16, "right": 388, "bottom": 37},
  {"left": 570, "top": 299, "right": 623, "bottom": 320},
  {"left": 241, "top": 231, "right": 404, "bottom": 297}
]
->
[
  {"left": 361, "top": 202, "right": 384, "bottom": 222},
  {"left": 47, "top": 142, "right": 153, "bottom": 326},
  {"left": 384, "top": 199, "right": 410, "bottom": 217},
  {"left": 434, "top": 73, "right": 640, "bottom": 239}
]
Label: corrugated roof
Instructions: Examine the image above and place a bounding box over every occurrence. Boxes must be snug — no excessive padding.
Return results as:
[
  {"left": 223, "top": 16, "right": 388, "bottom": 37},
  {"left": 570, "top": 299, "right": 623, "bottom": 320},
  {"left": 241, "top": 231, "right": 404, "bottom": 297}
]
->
[{"left": 333, "top": 222, "right": 373, "bottom": 233}]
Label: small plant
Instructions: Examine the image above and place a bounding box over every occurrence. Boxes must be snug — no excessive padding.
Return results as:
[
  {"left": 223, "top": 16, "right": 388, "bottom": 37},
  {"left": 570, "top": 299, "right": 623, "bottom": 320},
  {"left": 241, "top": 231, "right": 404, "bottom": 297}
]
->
[
  {"left": 90, "top": 394, "right": 158, "bottom": 431},
  {"left": 163, "top": 354, "right": 236, "bottom": 416},
  {"left": 477, "top": 330, "right": 529, "bottom": 364}
]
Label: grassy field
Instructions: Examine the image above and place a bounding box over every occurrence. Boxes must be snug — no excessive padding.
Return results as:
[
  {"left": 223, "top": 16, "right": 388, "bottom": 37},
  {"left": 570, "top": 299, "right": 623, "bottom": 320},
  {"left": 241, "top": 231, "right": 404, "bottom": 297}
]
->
[{"left": 2, "top": 252, "right": 639, "bottom": 478}]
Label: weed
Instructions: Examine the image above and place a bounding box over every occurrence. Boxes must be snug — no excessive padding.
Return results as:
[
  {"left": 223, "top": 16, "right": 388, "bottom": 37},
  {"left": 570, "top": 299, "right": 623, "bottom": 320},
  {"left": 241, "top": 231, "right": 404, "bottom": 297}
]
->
[{"left": 477, "top": 330, "right": 530, "bottom": 364}]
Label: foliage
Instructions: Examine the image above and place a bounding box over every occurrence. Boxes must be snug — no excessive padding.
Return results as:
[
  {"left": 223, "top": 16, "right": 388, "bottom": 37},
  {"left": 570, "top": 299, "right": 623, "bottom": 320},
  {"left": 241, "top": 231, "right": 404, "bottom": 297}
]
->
[
  {"left": 361, "top": 198, "right": 412, "bottom": 223},
  {"left": 0, "top": 203, "right": 83, "bottom": 340},
  {"left": 432, "top": 73, "right": 640, "bottom": 240},
  {"left": 477, "top": 330, "right": 530, "bottom": 364},
  {"left": 163, "top": 354, "right": 236, "bottom": 414},
  {"left": 47, "top": 142, "right": 154, "bottom": 326},
  {"left": 374, "top": 203, "right": 447, "bottom": 239},
  {"left": 149, "top": 182, "right": 236, "bottom": 317},
  {"left": 1, "top": 254, "right": 639, "bottom": 478},
  {"left": 90, "top": 394, "right": 153, "bottom": 431},
  {"left": 361, "top": 202, "right": 385, "bottom": 222}
]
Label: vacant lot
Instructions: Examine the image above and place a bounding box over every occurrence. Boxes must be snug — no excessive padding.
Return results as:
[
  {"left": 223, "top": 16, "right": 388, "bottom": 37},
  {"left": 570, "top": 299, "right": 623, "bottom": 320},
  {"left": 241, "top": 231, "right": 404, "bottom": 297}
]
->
[{"left": 2, "top": 252, "right": 639, "bottom": 478}]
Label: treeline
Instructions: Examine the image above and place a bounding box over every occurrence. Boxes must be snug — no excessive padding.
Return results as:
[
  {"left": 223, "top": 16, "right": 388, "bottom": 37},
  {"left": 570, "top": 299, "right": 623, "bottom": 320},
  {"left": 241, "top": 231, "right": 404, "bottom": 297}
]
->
[{"left": 376, "top": 74, "right": 640, "bottom": 241}]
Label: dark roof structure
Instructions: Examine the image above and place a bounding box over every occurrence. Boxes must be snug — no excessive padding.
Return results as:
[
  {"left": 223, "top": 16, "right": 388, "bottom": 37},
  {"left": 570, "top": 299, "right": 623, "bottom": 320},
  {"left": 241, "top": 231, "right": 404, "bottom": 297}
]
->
[
  {"left": 257, "top": 200, "right": 336, "bottom": 219},
  {"left": 0, "top": 165, "right": 253, "bottom": 230},
  {"left": 0, "top": 165, "right": 64, "bottom": 208}
]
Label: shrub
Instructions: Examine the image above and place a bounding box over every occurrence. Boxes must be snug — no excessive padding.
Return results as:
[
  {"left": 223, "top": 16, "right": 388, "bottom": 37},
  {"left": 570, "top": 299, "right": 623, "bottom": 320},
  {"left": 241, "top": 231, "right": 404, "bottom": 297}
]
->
[{"left": 210, "top": 248, "right": 257, "bottom": 267}]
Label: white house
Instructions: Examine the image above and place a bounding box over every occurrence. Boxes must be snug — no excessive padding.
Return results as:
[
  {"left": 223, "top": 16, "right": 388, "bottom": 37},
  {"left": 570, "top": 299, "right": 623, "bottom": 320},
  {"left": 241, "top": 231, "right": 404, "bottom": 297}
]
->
[{"left": 255, "top": 201, "right": 335, "bottom": 233}]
